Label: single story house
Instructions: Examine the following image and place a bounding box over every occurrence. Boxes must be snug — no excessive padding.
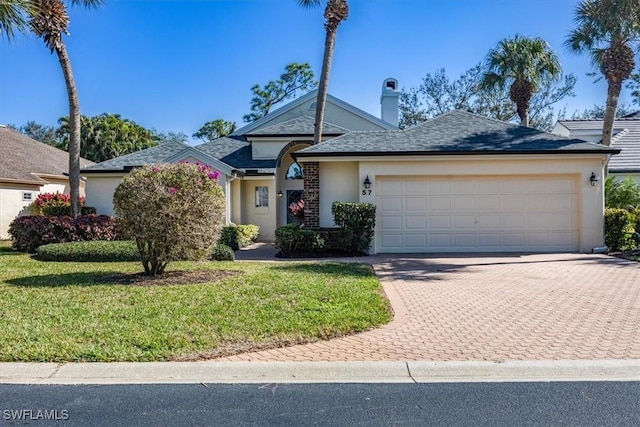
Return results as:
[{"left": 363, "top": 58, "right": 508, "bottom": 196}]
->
[
  {"left": 82, "top": 79, "right": 618, "bottom": 253},
  {"left": 552, "top": 113, "right": 640, "bottom": 183},
  {"left": 0, "top": 125, "right": 93, "bottom": 239}
]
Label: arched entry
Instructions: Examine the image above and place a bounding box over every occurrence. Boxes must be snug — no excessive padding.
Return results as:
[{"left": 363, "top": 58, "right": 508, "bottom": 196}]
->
[{"left": 276, "top": 142, "right": 311, "bottom": 227}]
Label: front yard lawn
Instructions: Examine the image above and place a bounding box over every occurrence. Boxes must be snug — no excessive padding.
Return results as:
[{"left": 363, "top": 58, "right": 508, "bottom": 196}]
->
[{"left": 0, "top": 242, "right": 391, "bottom": 362}]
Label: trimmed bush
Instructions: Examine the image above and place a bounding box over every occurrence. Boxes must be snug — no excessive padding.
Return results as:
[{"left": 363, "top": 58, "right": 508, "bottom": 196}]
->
[
  {"left": 208, "top": 244, "right": 235, "bottom": 261},
  {"left": 8, "top": 215, "right": 119, "bottom": 253},
  {"left": 30, "top": 192, "right": 86, "bottom": 215},
  {"left": 113, "top": 162, "right": 225, "bottom": 276},
  {"left": 219, "top": 224, "right": 260, "bottom": 250},
  {"left": 36, "top": 241, "right": 140, "bottom": 262},
  {"left": 41, "top": 206, "right": 97, "bottom": 216},
  {"left": 275, "top": 224, "right": 324, "bottom": 255},
  {"left": 332, "top": 202, "right": 376, "bottom": 253},
  {"left": 604, "top": 208, "right": 636, "bottom": 251}
]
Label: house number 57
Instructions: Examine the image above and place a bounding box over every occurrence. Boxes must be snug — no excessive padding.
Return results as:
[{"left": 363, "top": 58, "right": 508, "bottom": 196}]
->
[{"left": 362, "top": 190, "right": 372, "bottom": 195}]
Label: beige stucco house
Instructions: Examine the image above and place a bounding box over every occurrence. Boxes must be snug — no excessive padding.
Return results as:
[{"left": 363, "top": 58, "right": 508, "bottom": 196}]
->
[
  {"left": 0, "top": 126, "right": 92, "bottom": 239},
  {"left": 82, "top": 79, "right": 618, "bottom": 253}
]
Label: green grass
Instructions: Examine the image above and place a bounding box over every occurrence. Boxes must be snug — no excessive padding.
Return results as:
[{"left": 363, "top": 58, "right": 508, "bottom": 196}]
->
[{"left": 0, "top": 241, "right": 391, "bottom": 362}]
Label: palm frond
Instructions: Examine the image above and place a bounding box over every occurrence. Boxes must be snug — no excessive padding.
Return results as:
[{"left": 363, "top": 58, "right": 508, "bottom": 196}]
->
[{"left": 0, "top": 0, "right": 33, "bottom": 40}]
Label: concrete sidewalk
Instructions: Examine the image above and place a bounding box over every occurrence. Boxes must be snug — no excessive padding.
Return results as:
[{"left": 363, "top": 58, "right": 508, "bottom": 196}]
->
[{"left": 2, "top": 360, "right": 640, "bottom": 384}]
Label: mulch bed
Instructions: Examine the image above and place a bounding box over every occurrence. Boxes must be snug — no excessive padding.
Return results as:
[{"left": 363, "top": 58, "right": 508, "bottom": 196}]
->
[{"left": 96, "top": 270, "right": 239, "bottom": 286}]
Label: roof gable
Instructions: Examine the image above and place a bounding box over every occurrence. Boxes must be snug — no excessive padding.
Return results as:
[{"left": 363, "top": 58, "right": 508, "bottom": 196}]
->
[{"left": 232, "top": 90, "right": 396, "bottom": 136}]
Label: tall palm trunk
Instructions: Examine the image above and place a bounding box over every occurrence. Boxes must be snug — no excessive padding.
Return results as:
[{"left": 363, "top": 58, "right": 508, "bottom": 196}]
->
[
  {"left": 55, "top": 40, "right": 81, "bottom": 216},
  {"left": 602, "top": 79, "right": 622, "bottom": 146},
  {"left": 313, "top": 25, "right": 336, "bottom": 145}
]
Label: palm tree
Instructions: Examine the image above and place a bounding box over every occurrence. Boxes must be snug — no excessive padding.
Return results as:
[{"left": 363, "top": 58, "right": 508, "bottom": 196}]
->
[
  {"left": 27, "top": 0, "right": 104, "bottom": 216},
  {"left": 297, "top": 0, "right": 348, "bottom": 144},
  {"left": 481, "top": 35, "right": 562, "bottom": 127},
  {"left": 0, "top": 0, "right": 32, "bottom": 40},
  {"left": 566, "top": 0, "right": 640, "bottom": 146}
]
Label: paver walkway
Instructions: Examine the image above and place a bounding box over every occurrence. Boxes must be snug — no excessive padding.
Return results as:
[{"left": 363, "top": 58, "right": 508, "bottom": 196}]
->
[{"left": 221, "top": 252, "right": 640, "bottom": 362}]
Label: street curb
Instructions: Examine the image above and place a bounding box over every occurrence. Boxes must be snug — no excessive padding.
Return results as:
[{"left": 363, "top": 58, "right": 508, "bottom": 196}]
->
[{"left": 1, "top": 360, "right": 640, "bottom": 384}]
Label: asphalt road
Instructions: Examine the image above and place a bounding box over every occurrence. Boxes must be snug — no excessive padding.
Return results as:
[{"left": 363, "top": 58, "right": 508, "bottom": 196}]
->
[{"left": 1, "top": 382, "right": 639, "bottom": 426}]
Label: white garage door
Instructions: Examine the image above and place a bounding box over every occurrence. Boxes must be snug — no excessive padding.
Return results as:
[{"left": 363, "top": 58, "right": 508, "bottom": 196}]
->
[{"left": 377, "top": 175, "right": 579, "bottom": 253}]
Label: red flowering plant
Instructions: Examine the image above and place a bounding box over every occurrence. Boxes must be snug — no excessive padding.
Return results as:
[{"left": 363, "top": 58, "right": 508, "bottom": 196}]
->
[
  {"left": 30, "top": 192, "right": 85, "bottom": 215},
  {"left": 288, "top": 199, "right": 305, "bottom": 224}
]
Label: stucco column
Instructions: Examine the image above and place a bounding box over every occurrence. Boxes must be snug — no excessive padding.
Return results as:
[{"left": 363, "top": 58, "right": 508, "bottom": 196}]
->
[{"left": 303, "top": 161, "right": 320, "bottom": 229}]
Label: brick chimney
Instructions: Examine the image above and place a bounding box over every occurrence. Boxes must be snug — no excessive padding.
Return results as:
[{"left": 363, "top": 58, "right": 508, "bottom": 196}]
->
[{"left": 380, "top": 78, "right": 399, "bottom": 127}]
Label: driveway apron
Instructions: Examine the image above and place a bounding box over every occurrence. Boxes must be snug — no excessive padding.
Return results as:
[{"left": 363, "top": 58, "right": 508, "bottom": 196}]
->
[{"left": 219, "top": 253, "right": 640, "bottom": 362}]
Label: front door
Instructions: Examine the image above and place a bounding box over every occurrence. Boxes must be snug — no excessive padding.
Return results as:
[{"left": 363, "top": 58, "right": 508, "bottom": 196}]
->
[{"left": 286, "top": 190, "right": 304, "bottom": 224}]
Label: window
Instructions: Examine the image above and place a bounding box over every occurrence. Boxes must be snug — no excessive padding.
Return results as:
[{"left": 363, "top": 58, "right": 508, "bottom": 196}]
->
[
  {"left": 285, "top": 162, "right": 304, "bottom": 180},
  {"left": 255, "top": 186, "right": 268, "bottom": 207},
  {"left": 22, "top": 192, "right": 33, "bottom": 202}
]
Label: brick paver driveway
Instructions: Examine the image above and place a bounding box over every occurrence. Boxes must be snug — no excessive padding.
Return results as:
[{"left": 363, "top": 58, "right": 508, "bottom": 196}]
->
[{"left": 220, "top": 253, "right": 640, "bottom": 362}]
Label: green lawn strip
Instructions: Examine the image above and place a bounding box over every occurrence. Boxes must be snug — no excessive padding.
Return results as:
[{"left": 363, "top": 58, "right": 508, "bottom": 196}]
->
[{"left": 0, "top": 249, "right": 391, "bottom": 362}]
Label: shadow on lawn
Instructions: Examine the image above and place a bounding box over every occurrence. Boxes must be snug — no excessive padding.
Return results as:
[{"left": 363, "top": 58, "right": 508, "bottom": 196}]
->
[
  {"left": 6, "top": 272, "right": 120, "bottom": 288},
  {"left": 270, "top": 262, "right": 375, "bottom": 277}
]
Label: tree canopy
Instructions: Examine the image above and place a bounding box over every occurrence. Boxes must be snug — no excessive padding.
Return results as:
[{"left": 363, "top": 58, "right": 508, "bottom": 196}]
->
[
  {"left": 243, "top": 62, "right": 317, "bottom": 123},
  {"left": 192, "top": 119, "right": 237, "bottom": 142},
  {"left": 399, "top": 64, "right": 576, "bottom": 131}
]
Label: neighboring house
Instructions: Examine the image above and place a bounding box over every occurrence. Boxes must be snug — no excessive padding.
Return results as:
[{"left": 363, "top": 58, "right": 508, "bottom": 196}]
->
[
  {"left": 82, "top": 79, "right": 618, "bottom": 253},
  {"left": 552, "top": 113, "right": 640, "bottom": 184},
  {"left": 0, "top": 125, "right": 93, "bottom": 239}
]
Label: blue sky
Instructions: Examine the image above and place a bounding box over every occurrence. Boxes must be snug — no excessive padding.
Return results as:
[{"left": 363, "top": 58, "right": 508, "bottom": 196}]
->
[{"left": 0, "top": 0, "right": 635, "bottom": 142}]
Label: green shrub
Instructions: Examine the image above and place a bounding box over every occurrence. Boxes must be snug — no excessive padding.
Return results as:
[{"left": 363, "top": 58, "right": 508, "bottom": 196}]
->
[
  {"left": 332, "top": 202, "right": 376, "bottom": 253},
  {"left": 275, "top": 224, "right": 324, "bottom": 255},
  {"left": 8, "top": 215, "right": 120, "bottom": 253},
  {"left": 604, "top": 208, "right": 636, "bottom": 251},
  {"left": 36, "top": 241, "right": 140, "bottom": 262},
  {"left": 41, "top": 206, "right": 97, "bottom": 216},
  {"left": 208, "top": 244, "right": 235, "bottom": 261},
  {"left": 113, "top": 162, "right": 225, "bottom": 276},
  {"left": 219, "top": 224, "right": 260, "bottom": 250},
  {"left": 605, "top": 176, "right": 640, "bottom": 210},
  {"left": 30, "top": 192, "right": 87, "bottom": 215}
]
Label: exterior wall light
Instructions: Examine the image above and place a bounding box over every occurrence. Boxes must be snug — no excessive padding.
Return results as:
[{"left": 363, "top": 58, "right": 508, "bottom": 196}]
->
[
  {"left": 589, "top": 172, "right": 599, "bottom": 187},
  {"left": 363, "top": 175, "right": 372, "bottom": 189},
  {"left": 277, "top": 191, "right": 283, "bottom": 198}
]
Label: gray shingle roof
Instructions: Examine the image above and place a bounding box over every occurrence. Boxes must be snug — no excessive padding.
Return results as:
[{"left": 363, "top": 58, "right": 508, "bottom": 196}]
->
[
  {"left": 0, "top": 126, "right": 93, "bottom": 183},
  {"left": 246, "top": 116, "right": 348, "bottom": 136},
  {"left": 296, "top": 111, "right": 618, "bottom": 157},
  {"left": 197, "top": 137, "right": 276, "bottom": 173},
  {"left": 557, "top": 116, "right": 640, "bottom": 172},
  {"left": 82, "top": 141, "right": 189, "bottom": 171}
]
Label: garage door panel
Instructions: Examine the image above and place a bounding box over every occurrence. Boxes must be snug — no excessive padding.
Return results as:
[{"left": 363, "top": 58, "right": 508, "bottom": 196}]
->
[
  {"left": 380, "top": 197, "right": 402, "bottom": 212},
  {"left": 454, "top": 197, "right": 475, "bottom": 210},
  {"left": 478, "top": 196, "right": 500, "bottom": 210},
  {"left": 430, "top": 215, "right": 451, "bottom": 229},
  {"left": 429, "top": 197, "right": 451, "bottom": 210},
  {"left": 454, "top": 215, "right": 476, "bottom": 228},
  {"left": 405, "top": 197, "right": 426, "bottom": 211},
  {"left": 406, "top": 234, "right": 427, "bottom": 247},
  {"left": 377, "top": 175, "right": 579, "bottom": 253},
  {"left": 430, "top": 234, "right": 451, "bottom": 247},
  {"left": 404, "top": 179, "right": 427, "bottom": 194},
  {"left": 405, "top": 215, "right": 426, "bottom": 229},
  {"left": 478, "top": 233, "right": 501, "bottom": 246},
  {"left": 381, "top": 216, "right": 402, "bottom": 229},
  {"left": 429, "top": 181, "right": 451, "bottom": 195},
  {"left": 454, "top": 234, "right": 476, "bottom": 247},
  {"left": 478, "top": 215, "right": 500, "bottom": 228}
]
